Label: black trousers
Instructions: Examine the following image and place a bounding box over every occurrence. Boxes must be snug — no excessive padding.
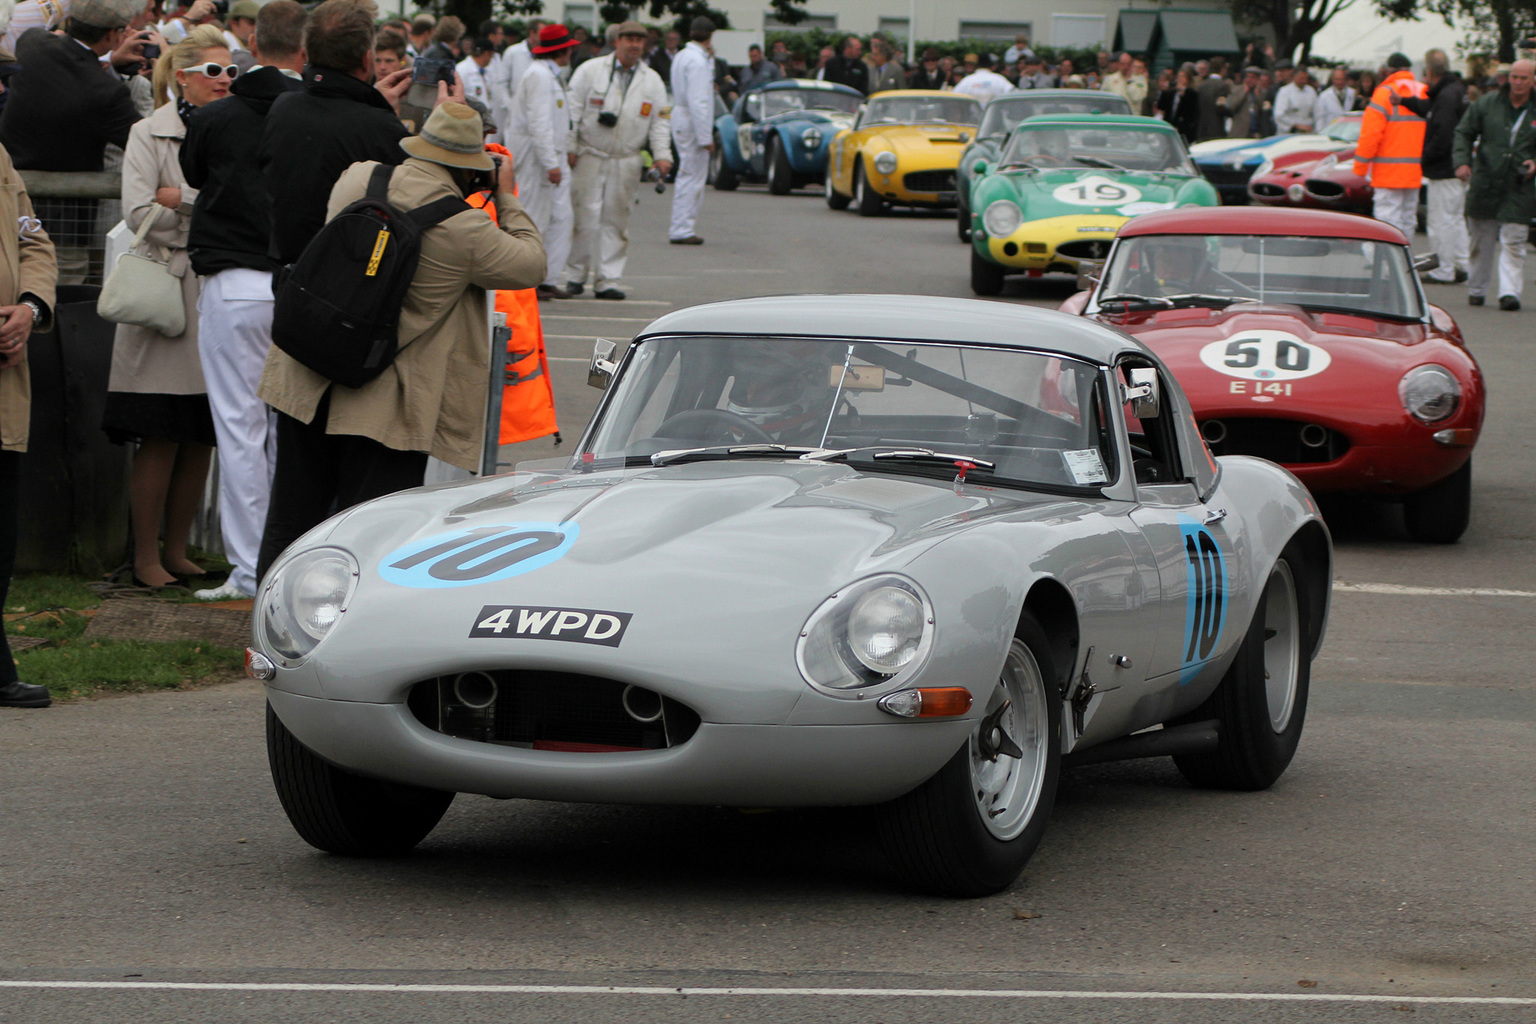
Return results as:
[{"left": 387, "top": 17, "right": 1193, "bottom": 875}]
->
[
  {"left": 1, "top": 450, "right": 21, "bottom": 684},
  {"left": 256, "top": 394, "right": 427, "bottom": 585}
]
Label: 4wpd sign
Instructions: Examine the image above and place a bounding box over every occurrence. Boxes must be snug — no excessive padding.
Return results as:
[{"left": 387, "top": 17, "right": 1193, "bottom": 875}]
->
[{"left": 470, "top": 605, "right": 632, "bottom": 647}]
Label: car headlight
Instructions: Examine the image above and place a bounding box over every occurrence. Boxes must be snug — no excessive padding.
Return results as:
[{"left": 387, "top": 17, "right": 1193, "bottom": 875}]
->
[
  {"left": 1399, "top": 365, "right": 1461, "bottom": 423},
  {"left": 982, "top": 200, "right": 1022, "bottom": 238},
  {"left": 796, "top": 575, "right": 934, "bottom": 693},
  {"left": 873, "top": 150, "right": 898, "bottom": 175},
  {"left": 802, "top": 127, "right": 822, "bottom": 149},
  {"left": 259, "top": 548, "right": 359, "bottom": 663}
]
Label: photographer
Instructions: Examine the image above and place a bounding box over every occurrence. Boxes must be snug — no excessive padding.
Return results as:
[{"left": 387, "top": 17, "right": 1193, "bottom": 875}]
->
[
  {"left": 561, "top": 21, "right": 669, "bottom": 301},
  {"left": 1452, "top": 58, "right": 1536, "bottom": 309}
]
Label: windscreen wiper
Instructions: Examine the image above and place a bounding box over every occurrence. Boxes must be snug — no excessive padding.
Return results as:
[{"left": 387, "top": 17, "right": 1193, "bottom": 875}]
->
[
  {"left": 648, "top": 444, "right": 823, "bottom": 467},
  {"left": 1096, "top": 293, "right": 1173, "bottom": 310},
  {"left": 804, "top": 446, "right": 995, "bottom": 471},
  {"left": 1164, "top": 293, "right": 1243, "bottom": 308},
  {"left": 1074, "top": 155, "right": 1129, "bottom": 172}
]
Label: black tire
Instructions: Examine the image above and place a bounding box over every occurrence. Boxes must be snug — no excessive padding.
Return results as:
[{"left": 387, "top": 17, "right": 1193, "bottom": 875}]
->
[
  {"left": 710, "top": 135, "right": 739, "bottom": 191},
  {"left": 970, "top": 247, "right": 1005, "bottom": 296},
  {"left": 854, "top": 160, "right": 884, "bottom": 217},
  {"left": 1403, "top": 458, "right": 1471, "bottom": 543},
  {"left": 956, "top": 198, "right": 971, "bottom": 242},
  {"left": 1173, "top": 550, "right": 1310, "bottom": 791},
  {"left": 877, "top": 616, "right": 1062, "bottom": 897},
  {"left": 766, "top": 135, "right": 794, "bottom": 195},
  {"left": 825, "top": 171, "right": 851, "bottom": 210},
  {"left": 266, "top": 702, "right": 454, "bottom": 856}
]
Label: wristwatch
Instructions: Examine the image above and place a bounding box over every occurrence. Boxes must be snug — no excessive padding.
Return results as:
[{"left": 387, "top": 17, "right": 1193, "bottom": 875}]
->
[{"left": 20, "top": 299, "right": 42, "bottom": 326}]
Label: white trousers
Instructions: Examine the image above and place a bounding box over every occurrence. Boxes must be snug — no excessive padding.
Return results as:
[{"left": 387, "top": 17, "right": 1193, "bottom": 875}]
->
[
  {"left": 515, "top": 162, "right": 573, "bottom": 288},
  {"left": 563, "top": 151, "right": 643, "bottom": 289},
  {"left": 669, "top": 144, "right": 709, "bottom": 240},
  {"left": 196, "top": 268, "right": 278, "bottom": 597},
  {"left": 1372, "top": 187, "right": 1418, "bottom": 244},
  {"left": 1466, "top": 218, "right": 1527, "bottom": 299},
  {"left": 1425, "top": 178, "right": 1470, "bottom": 281}
]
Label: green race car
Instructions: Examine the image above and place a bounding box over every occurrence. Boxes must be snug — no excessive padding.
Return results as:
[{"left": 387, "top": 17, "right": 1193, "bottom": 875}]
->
[{"left": 968, "top": 114, "right": 1218, "bottom": 295}]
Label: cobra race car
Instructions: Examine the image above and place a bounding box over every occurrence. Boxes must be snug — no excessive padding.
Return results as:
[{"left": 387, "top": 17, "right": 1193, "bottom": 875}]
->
[
  {"left": 253, "top": 296, "right": 1331, "bottom": 897},
  {"left": 1063, "top": 208, "right": 1483, "bottom": 542},
  {"left": 710, "top": 79, "right": 864, "bottom": 194}
]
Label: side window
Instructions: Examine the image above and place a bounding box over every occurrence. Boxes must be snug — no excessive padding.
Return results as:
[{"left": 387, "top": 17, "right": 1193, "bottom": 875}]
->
[
  {"left": 1119, "top": 362, "right": 1184, "bottom": 486},
  {"left": 743, "top": 93, "right": 763, "bottom": 122}
]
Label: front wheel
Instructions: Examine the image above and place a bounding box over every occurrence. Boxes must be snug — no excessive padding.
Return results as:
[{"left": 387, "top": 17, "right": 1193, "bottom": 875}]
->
[
  {"left": 1403, "top": 458, "right": 1471, "bottom": 543},
  {"left": 971, "top": 247, "right": 1005, "bottom": 296},
  {"left": 266, "top": 703, "right": 454, "bottom": 855},
  {"left": 854, "top": 160, "right": 884, "bottom": 217},
  {"left": 877, "top": 616, "right": 1062, "bottom": 897},
  {"left": 766, "top": 136, "right": 794, "bottom": 195},
  {"left": 1173, "top": 552, "right": 1310, "bottom": 791},
  {"left": 710, "top": 135, "right": 739, "bottom": 191},
  {"left": 824, "top": 173, "right": 850, "bottom": 210},
  {"left": 956, "top": 198, "right": 971, "bottom": 242}
]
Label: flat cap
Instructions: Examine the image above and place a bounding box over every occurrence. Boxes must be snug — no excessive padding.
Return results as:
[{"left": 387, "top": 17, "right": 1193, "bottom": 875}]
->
[
  {"left": 614, "top": 20, "right": 647, "bottom": 37},
  {"left": 70, "top": 0, "right": 145, "bottom": 29},
  {"left": 229, "top": 0, "right": 260, "bottom": 19},
  {"left": 1274, "top": 57, "right": 1294, "bottom": 69}
]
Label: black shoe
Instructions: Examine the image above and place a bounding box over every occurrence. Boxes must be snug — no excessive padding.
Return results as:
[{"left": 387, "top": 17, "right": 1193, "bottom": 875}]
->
[
  {"left": 133, "top": 573, "right": 188, "bottom": 590},
  {"left": 1454, "top": 268, "right": 1468, "bottom": 283},
  {"left": 594, "top": 288, "right": 626, "bottom": 300},
  {"left": 0, "top": 680, "right": 51, "bottom": 708},
  {"left": 565, "top": 281, "right": 585, "bottom": 296},
  {"left": 1468, "top": 295, "right": 1485, "bottom": 306},
  {"left": 1499, "top": 295, "right": 1520, "bottom": 311},
  {"left": 536, "top": 284, "right": 572, "bottom": 300}
]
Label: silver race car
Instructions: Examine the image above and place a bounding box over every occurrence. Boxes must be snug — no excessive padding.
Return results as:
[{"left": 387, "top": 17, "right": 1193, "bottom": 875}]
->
[{"left": 252, "top": 295, "right": 1331, "bottom": 897}]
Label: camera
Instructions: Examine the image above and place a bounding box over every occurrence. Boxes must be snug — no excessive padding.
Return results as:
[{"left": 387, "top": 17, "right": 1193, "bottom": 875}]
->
[
  {"left": 597, "top": 110, "right": 619, "bottom": 128},
  {"left": 141, "top": 42, "right": 160, "bottom": 61},
  {"left": 411, "top": 56, "right": 457, "bottom": 86},
  {"left": 210, "top": 0, "right": 229, "bottom": 16}
]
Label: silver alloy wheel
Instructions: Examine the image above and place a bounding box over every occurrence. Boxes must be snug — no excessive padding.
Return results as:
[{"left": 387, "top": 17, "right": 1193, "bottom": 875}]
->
[
  {"left": 970, "top": 640, "right": 1050, "bottom": 840},
  {"left": 767, "top": 140, "right": 780, "bottom": 190},
  {"left": 1263, "top": 560, "right": 1301, "bottom": 732},
  {"left": 854, "top": 165, "right": 865, "bottom": 206},
  {"left": 708, "top": 146, "right": 722, "bottom": 181}
]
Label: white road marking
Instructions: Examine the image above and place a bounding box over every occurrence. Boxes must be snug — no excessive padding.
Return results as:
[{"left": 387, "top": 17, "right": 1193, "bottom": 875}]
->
[
  {"left": 1333, "top": 581, "right": 1536, "bottom": 598},
  {"left": 0, "top": 982, "right": 1529, "bottom": 1005},
  {"left": 547, "top": 357, "right": 590, "bottom": 363},
  {"left": 541, "top": 315, "right": 653, "bottom": 323},
  {"left": 557, "top": 298, "right": 673, "bottom": 306},
  {"left": 543, "top": 334, "right": 604, "bottom": 341}
]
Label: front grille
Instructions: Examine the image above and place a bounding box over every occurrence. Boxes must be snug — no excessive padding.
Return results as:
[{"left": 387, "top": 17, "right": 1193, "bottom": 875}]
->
[
  {"left": 904, "top": 169, "right": 955, "bottom": 192},
  {"left": 1199, "top": 417, "right": 1350, "bottom": 464},
  {"left": 1249, "top": 181, "right": 1286, "bottom": 198},
  {"left": 1200, "top": 166, "right": 1251, "bottom": 186},
  {"left": 407, "top": 670, "right": 701, "bottom": 751},
  {"left": 1057, "top": 239, "right": 1114, "bottom": 260},
  {"left": 1305, "top": 179, "right": 1345, "bottom": 198}
]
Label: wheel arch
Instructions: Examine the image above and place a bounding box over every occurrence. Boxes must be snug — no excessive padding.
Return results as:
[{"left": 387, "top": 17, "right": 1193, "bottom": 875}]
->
[
  {"left": 1020, "top": 577, "right": 1079, "bottom": 694},
  {"left": 1281, "top": 519, "right": 1332, "bottom": 660}
]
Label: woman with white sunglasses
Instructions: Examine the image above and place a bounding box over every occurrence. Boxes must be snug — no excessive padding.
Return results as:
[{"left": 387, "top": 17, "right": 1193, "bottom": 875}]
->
[{"left": 102, "top": 24, "right": 235, "bottom": 590}]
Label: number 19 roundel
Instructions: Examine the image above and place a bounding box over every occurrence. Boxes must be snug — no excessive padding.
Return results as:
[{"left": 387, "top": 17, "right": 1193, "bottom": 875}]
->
[
  {"left": 1178, "top": 517, "right": 1228, "bottom": 684},
  {"left": 379, "top": 522, "right": 579, "bottom": 588}
]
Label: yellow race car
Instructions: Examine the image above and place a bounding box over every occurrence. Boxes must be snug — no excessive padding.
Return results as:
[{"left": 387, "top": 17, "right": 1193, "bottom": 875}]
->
[{"left": 825, "top": 90, "right": 982, "bottom": 216}]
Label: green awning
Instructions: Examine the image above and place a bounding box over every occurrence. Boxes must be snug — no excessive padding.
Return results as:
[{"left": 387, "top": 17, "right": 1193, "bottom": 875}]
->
[
  {"left": 1155, "top": 10, "right": 1240, "bottom": 54},
  {"left": 1114, "top": 10, "right": 1159, "bottom": 53}
]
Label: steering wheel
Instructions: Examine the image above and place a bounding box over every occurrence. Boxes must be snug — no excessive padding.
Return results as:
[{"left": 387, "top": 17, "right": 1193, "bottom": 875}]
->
[{"left": 655, "top": 408, "right": 775, "bottom": 445}]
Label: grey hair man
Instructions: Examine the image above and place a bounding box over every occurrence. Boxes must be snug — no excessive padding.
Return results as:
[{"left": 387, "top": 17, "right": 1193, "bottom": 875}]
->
[{"left": 1452, "top": 58, "right": 1533, "bottom": 307}]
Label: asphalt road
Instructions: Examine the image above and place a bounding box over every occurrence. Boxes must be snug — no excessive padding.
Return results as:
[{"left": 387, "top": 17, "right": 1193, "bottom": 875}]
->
[{"left": 4, "top": 181, "right": 1534, "bottom": 1024}]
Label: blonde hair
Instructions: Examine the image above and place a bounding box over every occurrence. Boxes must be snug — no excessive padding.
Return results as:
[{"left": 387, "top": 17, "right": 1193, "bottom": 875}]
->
[{"left": 152, "top": 25, "right": 229, "bottom": 107}]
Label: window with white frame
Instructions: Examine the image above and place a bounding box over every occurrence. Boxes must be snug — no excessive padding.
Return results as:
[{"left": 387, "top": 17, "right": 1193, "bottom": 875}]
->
[
  {"left": 958, "top": 20, "right": 1033, "bottom": 44},
  {"left": 764, "top": 13, "right": 838, "bottom": 32},
  {"left": 1051, "top": 14, "right": 1107, "bottom": 49}
]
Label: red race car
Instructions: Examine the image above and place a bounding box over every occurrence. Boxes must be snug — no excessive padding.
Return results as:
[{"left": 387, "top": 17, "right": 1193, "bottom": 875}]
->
[
  {"left": 1246, "top": 113, "right": 1370, "bottom": 213},
  {"left": 1062, "top": 207, "right": 1483, "bottom": 542}
]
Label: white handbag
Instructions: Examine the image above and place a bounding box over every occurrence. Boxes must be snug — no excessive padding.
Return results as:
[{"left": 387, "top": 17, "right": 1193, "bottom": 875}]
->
[{"left": 97, "top": 205, "right": 186, "bottom": 336}]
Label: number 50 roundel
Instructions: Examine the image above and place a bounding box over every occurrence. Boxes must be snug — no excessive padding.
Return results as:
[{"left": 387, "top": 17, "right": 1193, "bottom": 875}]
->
[{"left": 379, "top": 523, "right": 579, "bottom": 588}]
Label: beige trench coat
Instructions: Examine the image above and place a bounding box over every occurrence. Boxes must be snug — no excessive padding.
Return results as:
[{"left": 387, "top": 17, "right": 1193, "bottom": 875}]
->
[
  {"left": 107, "top": 101, "right": 206, "bottom": 396},
  {"left": 258, "top": 158, "right": 546, "bottom": 471},
  {"left": 0, "top": 143, "right": 59, "bottom": 453}
]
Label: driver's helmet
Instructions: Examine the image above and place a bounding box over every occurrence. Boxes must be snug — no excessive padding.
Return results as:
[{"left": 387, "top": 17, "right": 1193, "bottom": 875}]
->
[
  {"left": 1145, "top": 235, "right": 1209, "bottom": 290},
  {"left": 724, "top": 341, "right": 833, "bottom": 435}
]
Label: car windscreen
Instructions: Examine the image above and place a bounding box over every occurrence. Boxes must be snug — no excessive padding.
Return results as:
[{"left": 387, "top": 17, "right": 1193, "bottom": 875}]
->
[
  {"left": 1323, "top": 116, "right": 1361, "bottom": 143},
  {"left": 586, "top": 336, "right": 1118, "bottom": 492},
  {"left": 1099, "top": 234, "right": 1425, "bottom": 319},
  {"left": 1001, "top": 125, "right": 1194, "bottom": 173},
  {"left": 979, "top": 97, "right": 1132, "bottom": 137},
  {"left": 764, "top": 88, "right": 861, "bottom": 116},
  {"left": 862, "top": 95, "right": 981, "bottom": 127}
]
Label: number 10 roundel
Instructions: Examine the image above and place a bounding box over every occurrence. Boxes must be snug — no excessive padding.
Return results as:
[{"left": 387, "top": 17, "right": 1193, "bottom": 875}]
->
[{"left": 379, "top": 523, "right": 580, "bottom": 588}]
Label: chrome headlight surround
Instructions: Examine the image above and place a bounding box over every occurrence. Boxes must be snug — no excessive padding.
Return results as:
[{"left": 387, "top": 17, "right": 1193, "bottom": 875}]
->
[
  {"left": 873, "top": 150, "right": 898, "bottom": 175},
  {"left": 1252, "top": 157, "right": 1275, "bottom": 180},
  {"left": 796, "top": 575, "right": 935, "bottom": 697},
  {"left": 1399, "top": 364, "right": 1461, "bottom": 423},
  {"left": 982, "top": 199, "right": 1022, "bottom": 238},
  {"left": 802, "top": 127, "right": 822, "bottom": 149},
  {"left": 258, "top": 547, "right": 360, "bottom": 665}
]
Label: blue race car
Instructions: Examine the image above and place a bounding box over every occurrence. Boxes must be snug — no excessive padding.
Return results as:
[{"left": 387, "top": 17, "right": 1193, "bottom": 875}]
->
[
  {"left": 709, "top": 78, "right": 865, "bottom": 194},
  {"left": 1189, "top": 115, "right": 1360, "bottom": 205}
]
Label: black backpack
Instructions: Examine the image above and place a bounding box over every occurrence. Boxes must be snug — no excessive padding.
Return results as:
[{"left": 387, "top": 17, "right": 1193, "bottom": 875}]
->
[{"left": 272, "top": 163, "right": 469, "bottom": 388}]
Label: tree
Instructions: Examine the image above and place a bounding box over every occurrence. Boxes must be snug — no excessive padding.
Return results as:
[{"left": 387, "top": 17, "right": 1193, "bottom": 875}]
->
[
  {"left": 1230, "top": 0, "right": 1361, "bottom": 62},
  {"left": 1375, "top": 0, "right": 1536, "bottom": 62}
]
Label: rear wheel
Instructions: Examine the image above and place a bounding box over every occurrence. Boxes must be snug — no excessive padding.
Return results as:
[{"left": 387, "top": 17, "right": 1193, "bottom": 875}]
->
[
  {"left": 710, "top": 134, "right": 738, "bottom": 191},
  {"left": 878, "top": 616, "right": 1062, "bottom": 897},
  {"left": 766, "top": 136, "right": 794, "bottom": 195},
  {"left": 1403, "top": 458, "right": 1471, "bottom": 543},
  {"left": 970, "top": 247, "right": 1005, "bottom": 296},
  {"left": 854, "top": 160, "right": 885, "bottom": 217},
  {"left": 1173, "top": 552, "right": 1310, "bottom": 791},
  {"left": 266, "top": 703, "right": 454, "bottom": 856}
]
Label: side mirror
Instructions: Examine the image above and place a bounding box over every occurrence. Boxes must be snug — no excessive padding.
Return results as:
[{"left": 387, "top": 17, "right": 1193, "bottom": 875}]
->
[
  {"left": 972, "top": 161, "right": 987, "bottom": 177},
  {"left": 1122, "top": 367, "right": 1161, "bottom": 420},
  {"left": 958, "top": 131, "right": 971, "bottom": 144},
  {"left": 1413, "top": 252, "right": 1440, "bottom": 273},
  {"left": 587, "top": 338, "right": 618, "bottom": 390},
  {"left": 1076, "top": 259, "right": 1104, "bottom": 291}
]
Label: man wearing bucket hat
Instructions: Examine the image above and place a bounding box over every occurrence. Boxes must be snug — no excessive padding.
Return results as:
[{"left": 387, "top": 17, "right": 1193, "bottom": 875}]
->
[
  {"left": 256, "top": 101, "right": 546, "bottom": 579},
  {"left": 508, "top": 22, "right": 577, "bottom": 298}
]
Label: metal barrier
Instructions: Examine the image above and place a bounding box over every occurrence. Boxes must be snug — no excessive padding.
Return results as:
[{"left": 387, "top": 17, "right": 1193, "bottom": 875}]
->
[{"left": 17, "top": 169, "right": 121, "bottom": 287}]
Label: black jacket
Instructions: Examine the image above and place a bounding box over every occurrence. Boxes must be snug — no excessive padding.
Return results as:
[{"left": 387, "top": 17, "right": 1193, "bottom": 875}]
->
[
  {"left": 1421, "top": 73, "right": 1468, "bottom": 179},
  {"left": 181, "top": 66, "right": 305, "bottom": 276},
  {"left": 1158, "top": 86, "right": 1200, "bottom": 143},
  {"left": 825, "top": 55, "right": 869, "bottom": 95},
  {"left": 908, "top": 66, "right": 945, "bottom": 90},
  {"left": 0, "top": 29, "right": 140, "bottom": 170},
  {"left": 258, "top": 66, "right": 407, "bottom": 265}
]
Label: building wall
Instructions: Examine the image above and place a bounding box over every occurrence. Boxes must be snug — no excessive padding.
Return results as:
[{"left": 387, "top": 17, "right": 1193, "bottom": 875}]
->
[{"left": 548, "top": 0, "right": 1228, "bottom": 50}]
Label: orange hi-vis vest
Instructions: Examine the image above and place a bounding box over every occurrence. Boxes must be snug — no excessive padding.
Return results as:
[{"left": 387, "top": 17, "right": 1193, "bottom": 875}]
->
[
  {"left": 1353, "top": 70, "right": 1429, "bottom": 188},
  {"left": 465, "top": 148, "right": 559, "bottom": 447}
]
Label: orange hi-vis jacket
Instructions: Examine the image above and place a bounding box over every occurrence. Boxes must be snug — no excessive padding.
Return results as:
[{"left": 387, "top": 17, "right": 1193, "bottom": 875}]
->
[
  {"left": 467, "top": 144, "right": 560, "bottom": 446},
  {"left": 1353, "top": 70, "right": 1429, "bottom": 188}
]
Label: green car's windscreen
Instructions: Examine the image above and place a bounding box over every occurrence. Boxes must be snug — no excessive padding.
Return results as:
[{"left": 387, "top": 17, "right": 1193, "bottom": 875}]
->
[
  {"left": 978, "top": 95, "right": 1132, "bottom": 138},
  {"left": 1002, "top": 125, "right": 1194, "bottom": 174}
]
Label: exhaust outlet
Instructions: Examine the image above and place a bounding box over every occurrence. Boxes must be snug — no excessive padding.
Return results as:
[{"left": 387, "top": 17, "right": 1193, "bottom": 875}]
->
[
  {"left": 1299, "top": 423, "right": 1329, "bottom": 449},
  {"left": 621, "top": 684, "right": 664, "bottom": 723},
  {"left": 1200, "top": 419, "right": 1227, "bottom": 445},
  {"left": 453, "top": 671, "right": 498, "bottom": 709}
]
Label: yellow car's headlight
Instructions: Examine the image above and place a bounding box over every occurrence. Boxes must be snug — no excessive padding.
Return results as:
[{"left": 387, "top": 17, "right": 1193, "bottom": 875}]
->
[{"left": 873, "top": 151, "right": 898, "bottom": 175}]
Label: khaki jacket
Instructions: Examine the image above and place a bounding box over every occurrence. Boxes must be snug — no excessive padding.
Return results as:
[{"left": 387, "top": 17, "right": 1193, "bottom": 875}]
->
[
  {"left": 258, "top": 158, "right": 546, "bottom": 471},
  {"left": 0, "top": 143, "right": 58, "bottom": 453}
]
